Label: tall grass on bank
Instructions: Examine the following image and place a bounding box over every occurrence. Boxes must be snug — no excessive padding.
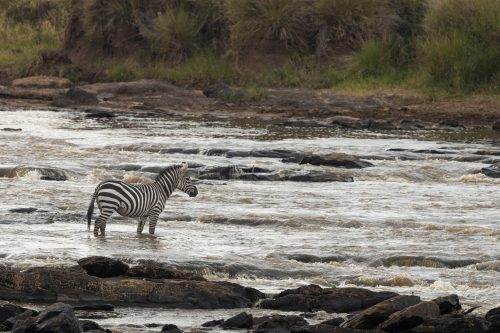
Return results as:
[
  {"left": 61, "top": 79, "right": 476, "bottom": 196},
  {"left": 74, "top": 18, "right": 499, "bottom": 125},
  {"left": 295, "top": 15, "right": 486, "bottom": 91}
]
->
[
  {"left": 418, "top": 0, "right": 500, "bottom": 92},
  {"left": 225, "top": 0, "right": 313, "bottom": 55},
  {"left": 0, "top": 0, "right": 67, "bottom": 76}
]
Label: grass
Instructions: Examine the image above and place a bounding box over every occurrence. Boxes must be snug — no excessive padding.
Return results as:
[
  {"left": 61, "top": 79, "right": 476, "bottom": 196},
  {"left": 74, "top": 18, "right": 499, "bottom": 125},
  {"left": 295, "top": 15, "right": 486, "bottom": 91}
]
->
[{"left": 0, "top": 12, "right": 62, "bottom": 77}]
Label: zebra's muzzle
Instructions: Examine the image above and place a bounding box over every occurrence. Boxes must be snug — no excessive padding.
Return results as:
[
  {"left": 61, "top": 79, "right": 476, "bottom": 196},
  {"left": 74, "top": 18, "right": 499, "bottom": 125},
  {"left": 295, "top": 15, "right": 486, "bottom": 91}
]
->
[{"left": 188, "top": 187, "right": 198, "bottom": 197}]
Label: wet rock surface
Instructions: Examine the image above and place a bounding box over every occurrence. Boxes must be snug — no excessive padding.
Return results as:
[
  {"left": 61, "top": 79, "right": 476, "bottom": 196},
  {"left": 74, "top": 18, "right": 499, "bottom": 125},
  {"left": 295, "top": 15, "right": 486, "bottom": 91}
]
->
[
  {"left": 0, "top": 259, "right": 264, "bottom": 309},
  {"left": 259, "top": 284, "right": 397, "bottom": 313},
  {"left": 11, "top": 303, "right": 81, "bottom": 333},
  {"left": 78, "top": 256, "right": 130, "bottom": 278}
]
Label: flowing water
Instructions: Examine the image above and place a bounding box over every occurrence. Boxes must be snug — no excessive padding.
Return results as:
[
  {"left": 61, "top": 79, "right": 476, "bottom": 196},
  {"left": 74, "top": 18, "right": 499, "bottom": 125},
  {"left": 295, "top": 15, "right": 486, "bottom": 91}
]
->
[{"left": 1, "top": 109, "right": 499, "bottom": 332}]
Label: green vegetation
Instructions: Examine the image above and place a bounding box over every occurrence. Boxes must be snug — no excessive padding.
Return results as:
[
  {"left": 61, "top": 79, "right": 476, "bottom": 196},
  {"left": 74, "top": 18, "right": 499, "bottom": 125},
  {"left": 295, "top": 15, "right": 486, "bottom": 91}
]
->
[{"left": 0, "top": 0, "right": 498, "bottom": 94}]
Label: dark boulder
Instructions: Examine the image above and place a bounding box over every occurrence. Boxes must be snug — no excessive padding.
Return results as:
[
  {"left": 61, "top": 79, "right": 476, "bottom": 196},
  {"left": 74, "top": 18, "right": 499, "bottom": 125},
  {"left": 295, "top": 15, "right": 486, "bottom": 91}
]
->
[
  {"left": 411, "top": 315, "right": 491, "bottom": 333},
  {"left": 377, "top": 301, "right": 440, "bottom": 332},
  {"left": 52, "top": 87, "right": 98, "bottom": 107},
  {"left": 78, "top": 256, "right": 129, "bottom": 278},
  {"left": 481, "top": 164, "right": 500, "bottom": 178},
  {"left": 254, "top": 314, "right": 308, "bottom": 333},
  {"left": 344, "top": 295, "right": 421, "bottom": 329},
  {"left": 0, "top": 303, "right": 32, "bottom": 331},
  {"left": 293, "top": 324, "right": 380, "bottom": 332},
  {"left": 201, "top": 319, "right": 224, "bottom": 327},
  {"left": 492, "top": 120, "right": 500, "bottom": 131},
  {"left": 369, "top": 120, "right": 397, "bottom": 131},
  {"left": 297, "top": 153, "right": 373, "bottom": 169},
  {"left": 432, "top": 294, "right": 461, "bottom": 314},
  {"left": 11, "top": 303, "right": 81, "bottom": 333},
  {"left": 79, "top": 319, "right": 111, "bottom": 332},
  {"left": 84, "top": 109, "right": 116, "bottom": 119},
  {"left": 259, "top": 284, "right": 397, "bottom": 313},
  {"left": 3, "top": 310, "right": 38, "bottom": 332},
  {"left": 321, "top": 317, "right": 346, "bottom": 327},
  {"left": 220, "top": 312, "right": 253, "bottom": 329},
  {"left": 161, "top": 323, "right": 183, "bottom": 333}
]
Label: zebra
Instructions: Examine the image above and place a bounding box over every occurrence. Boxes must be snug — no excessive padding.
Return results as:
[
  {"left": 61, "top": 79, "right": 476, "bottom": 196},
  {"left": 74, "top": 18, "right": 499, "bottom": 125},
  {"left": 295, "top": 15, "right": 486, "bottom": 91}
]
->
[{"left": 86, "top": 163, "right": 197, "bottom": 236}]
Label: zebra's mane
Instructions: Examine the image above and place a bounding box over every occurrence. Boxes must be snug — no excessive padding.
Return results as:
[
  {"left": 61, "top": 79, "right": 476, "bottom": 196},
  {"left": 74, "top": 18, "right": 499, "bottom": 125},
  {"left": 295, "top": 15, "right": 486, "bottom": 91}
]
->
[{"left": 156, "top": 164, "right": 183, "bottom": 180}]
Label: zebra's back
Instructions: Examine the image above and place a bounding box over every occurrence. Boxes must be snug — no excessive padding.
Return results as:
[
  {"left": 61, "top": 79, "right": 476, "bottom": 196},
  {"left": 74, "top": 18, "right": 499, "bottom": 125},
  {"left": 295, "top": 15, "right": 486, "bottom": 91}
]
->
[{"left": 96, "top": 180, "right": 166, "bottom": 217}]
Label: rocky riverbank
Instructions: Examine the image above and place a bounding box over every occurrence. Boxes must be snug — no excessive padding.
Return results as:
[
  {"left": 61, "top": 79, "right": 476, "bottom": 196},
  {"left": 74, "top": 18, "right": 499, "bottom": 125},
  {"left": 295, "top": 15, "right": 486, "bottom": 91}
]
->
[
  {"left": 1, "top": 257, "right": 499, "bottom": 332},
  {"left": 1, "top": 76, "right": 499, "bottom": 131}
]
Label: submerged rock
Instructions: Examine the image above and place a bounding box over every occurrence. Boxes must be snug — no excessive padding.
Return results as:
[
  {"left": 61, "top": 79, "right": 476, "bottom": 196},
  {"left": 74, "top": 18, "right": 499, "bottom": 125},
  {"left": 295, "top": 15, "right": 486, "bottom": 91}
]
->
[
  {"left": 259, "top": 284, "right": 397, "bottom": 313},
  {"left": 78, "top": 256, "right": 130, "bottom": 278},
  {"left": 481, "top": 164, "right": 500, "bottom": 178},
  {"left": 161, "top": 323, "right": 183, "bottom": 333},
  {"left": 296, "top": 152, "right": 374, "bottom": 169},
  {"left": 220, "top": 312, "right": 253, "bottom": 329},
  {"left": 79, "top": 319, "right": 110, "bottom": 332}
]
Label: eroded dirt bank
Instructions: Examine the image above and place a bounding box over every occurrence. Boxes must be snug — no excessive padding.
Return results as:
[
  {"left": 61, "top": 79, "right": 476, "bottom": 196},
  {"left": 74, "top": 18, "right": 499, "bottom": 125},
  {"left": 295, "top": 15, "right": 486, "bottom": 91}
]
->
[{"left": 1, "top": 76, "right": 499, "bottom": 130}]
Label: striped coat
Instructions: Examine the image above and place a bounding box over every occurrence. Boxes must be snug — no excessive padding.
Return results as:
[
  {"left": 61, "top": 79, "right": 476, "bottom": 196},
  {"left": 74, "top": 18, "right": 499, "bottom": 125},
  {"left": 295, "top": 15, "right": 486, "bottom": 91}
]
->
[{"left": 87, "top": 163, "right": 197, "bottom": 236}]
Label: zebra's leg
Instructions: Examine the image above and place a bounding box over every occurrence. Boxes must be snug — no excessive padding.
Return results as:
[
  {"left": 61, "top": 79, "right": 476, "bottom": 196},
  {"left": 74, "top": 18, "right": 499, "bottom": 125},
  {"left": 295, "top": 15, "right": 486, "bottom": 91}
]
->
[
  {"left": 94, "top": 209, "right": 114, "bottom": 236},
  {"left": 137, "top": 216, "right": 147, "bottom": 234},
  {"left": 148, "top": 210, "right": 161, "bottom": 235}
]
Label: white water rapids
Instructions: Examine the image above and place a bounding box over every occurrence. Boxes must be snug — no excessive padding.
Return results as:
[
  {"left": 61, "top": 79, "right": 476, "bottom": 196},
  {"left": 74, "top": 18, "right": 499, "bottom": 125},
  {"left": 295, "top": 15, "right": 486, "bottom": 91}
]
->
[{"left": 0, "top": 109, "right": 499, "bottom": 332}]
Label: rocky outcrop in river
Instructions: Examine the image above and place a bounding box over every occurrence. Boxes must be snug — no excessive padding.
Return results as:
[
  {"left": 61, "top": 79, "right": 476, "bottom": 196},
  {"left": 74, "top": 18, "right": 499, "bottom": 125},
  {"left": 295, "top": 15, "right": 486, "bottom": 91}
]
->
[{"left": 1, "top": 257, "right": 499, "bottom": 333}]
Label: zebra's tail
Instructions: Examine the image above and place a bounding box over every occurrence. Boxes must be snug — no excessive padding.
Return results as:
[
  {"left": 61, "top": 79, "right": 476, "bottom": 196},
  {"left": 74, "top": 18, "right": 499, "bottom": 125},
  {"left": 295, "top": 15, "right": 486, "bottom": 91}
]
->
[{"left": 86, "top": 192, "right": 96, "bottom": 231}]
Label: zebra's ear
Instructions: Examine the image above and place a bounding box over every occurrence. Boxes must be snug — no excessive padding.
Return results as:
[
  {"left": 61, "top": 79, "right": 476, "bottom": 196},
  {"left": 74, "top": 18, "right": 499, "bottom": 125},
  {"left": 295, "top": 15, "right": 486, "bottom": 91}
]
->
[{"left": 181, "top": 162, "right": 188, "bottom": 173}]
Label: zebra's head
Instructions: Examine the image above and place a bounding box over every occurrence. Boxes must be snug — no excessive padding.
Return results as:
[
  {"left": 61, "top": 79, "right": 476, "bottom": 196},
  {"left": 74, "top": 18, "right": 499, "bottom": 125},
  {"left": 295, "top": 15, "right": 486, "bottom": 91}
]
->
[{"left": 176, "top": 163, "right": 198, "bottom": 197}]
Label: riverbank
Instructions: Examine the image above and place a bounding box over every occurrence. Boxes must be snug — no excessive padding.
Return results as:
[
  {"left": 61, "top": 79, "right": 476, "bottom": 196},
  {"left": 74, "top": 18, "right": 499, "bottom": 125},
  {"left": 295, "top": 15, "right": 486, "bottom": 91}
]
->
[
  {"left": 1, "top": 76, "right": 499, "bottom": 131},
  {"left": 1, "top": 257, "right": 499, "bottom": 333}
]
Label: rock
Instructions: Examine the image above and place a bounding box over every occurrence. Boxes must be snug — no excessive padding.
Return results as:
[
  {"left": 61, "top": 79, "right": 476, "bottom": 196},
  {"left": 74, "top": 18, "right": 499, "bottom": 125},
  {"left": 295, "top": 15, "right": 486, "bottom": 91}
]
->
[
  {"left": 3, "top": 310, "right": 38, "bottom": 332},
  {"left": 0, "top": 303, "right": 31, "bottom": 330},
  {"left": 220, "top": 312, "right": 253, "bottom": 329},
  {"left": 330, "top": 116, "right": 370, "bottom": 129},
  {"left": 52, "top": 88, "right": 98, "bottom": 107},
  {"left": 293, "top": 324, "right": 379, "bottom": 332},
  {"left": 410, "top": 315, "right": 491, "bottom": 333},
  {"left": 379, "top": 256, "right": 480, "bottom": 269},
  {"left": 0, "top": 85, "right": 65, "bottom": 100},
  {"left": 369, "top": 120, "right": 397, "bottom": 131},
  {"left": 344, "top": 295, "right": 421, "bottom": 329},
  {"left": 492, "top": 120, "right": 500, "bottom": 131},
  {"left": 201, "top": 319, "right": 224, "bottom": 327},
  {"left": 286, "top": 254, "right": 346, "bottom": 264},
  {"left": 432, "top": 295, "right": 461, "bottom": 314},
  {"left": 161, "top": 323, "right": 183, "bottom": 333},
  {"left": 126, "top": 262, "right": 205, "bottom": 281},
  {"left": 12, "top": 76, "right": 72, "bottom": 89},
  {"left": 439, "top": 119, "right": 465, "bottom": 129},
  {"left": 9, "top": 207, "right": 37, "bottom": 213},
  {"left": 397, "top": 119, "right": 427, "bottom": 130},
  {"left": 297, "top": 153, "right": 374, "bottom": 168},
  {"left": 78, "top": 256, "right": 130, "bottom": 278},
  {"left": 2, "top": 127, "right": 22, "bottom": 131},
  {"left": 254, "top": 314, "right": 308, "bottom": 333},
  {"left": 259, "top": 284, "right": 397, "bottom": 313},
  {"left": 481, "top": 165, "right": 500, "bottom": 178},
  {"left": 79, "top": 319, "right": 110, "bottom": 332},
  {"left": 486, "top": 307, "right": 500, "bottom": 321},
  {"left": 0, "top": 266, "right": 264, "bottom": 308},
  {"left": 321, "top": 317, "right": 346, "bottom": 327},
  {"left": 84, "top": 109, "right": 116, "bottom": 118},
  {"left": 11, "top": 303, "right": 81, "bottom": 333},
  {"left": 378, "top": 301, "right": 440, "bottom": 332},
  {"left": 278, "top": 119, "right": 332, "bottom": 128}
]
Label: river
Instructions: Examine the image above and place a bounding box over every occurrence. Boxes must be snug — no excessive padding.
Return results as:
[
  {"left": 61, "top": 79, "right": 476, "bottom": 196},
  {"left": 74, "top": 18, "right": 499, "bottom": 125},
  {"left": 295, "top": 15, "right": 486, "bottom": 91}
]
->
[{"left": 0, "top": 109, "right": 499, "bottom": 332}]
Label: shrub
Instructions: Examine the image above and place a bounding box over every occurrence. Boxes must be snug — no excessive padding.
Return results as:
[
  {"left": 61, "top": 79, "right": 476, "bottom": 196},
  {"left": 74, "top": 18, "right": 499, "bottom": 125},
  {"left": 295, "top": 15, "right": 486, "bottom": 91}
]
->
[
  {"left": 225, "top": 0, "right": 313, "bottom": 54},
  {"left": 419, "top": 0, "right": 500, "bottom": 91},
  {"left": 314, "top": 0, "right": 393, "bottom": 56},
  {"left": 143, "top": 6, "right": 201, "bottom": 59}
]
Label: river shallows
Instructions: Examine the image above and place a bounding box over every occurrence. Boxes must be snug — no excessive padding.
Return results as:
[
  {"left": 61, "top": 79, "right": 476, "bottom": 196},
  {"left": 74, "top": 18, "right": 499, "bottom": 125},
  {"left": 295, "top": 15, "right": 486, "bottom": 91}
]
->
[{"left": 0, "top": 109, "right": 499, "bottom": 330}]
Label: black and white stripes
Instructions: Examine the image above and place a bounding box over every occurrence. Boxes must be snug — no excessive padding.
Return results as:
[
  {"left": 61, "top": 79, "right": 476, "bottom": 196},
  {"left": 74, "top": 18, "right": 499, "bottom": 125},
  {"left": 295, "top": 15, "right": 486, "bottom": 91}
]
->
[{"left": 86, "top": 163, "right": 197, "bottom": 236}]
